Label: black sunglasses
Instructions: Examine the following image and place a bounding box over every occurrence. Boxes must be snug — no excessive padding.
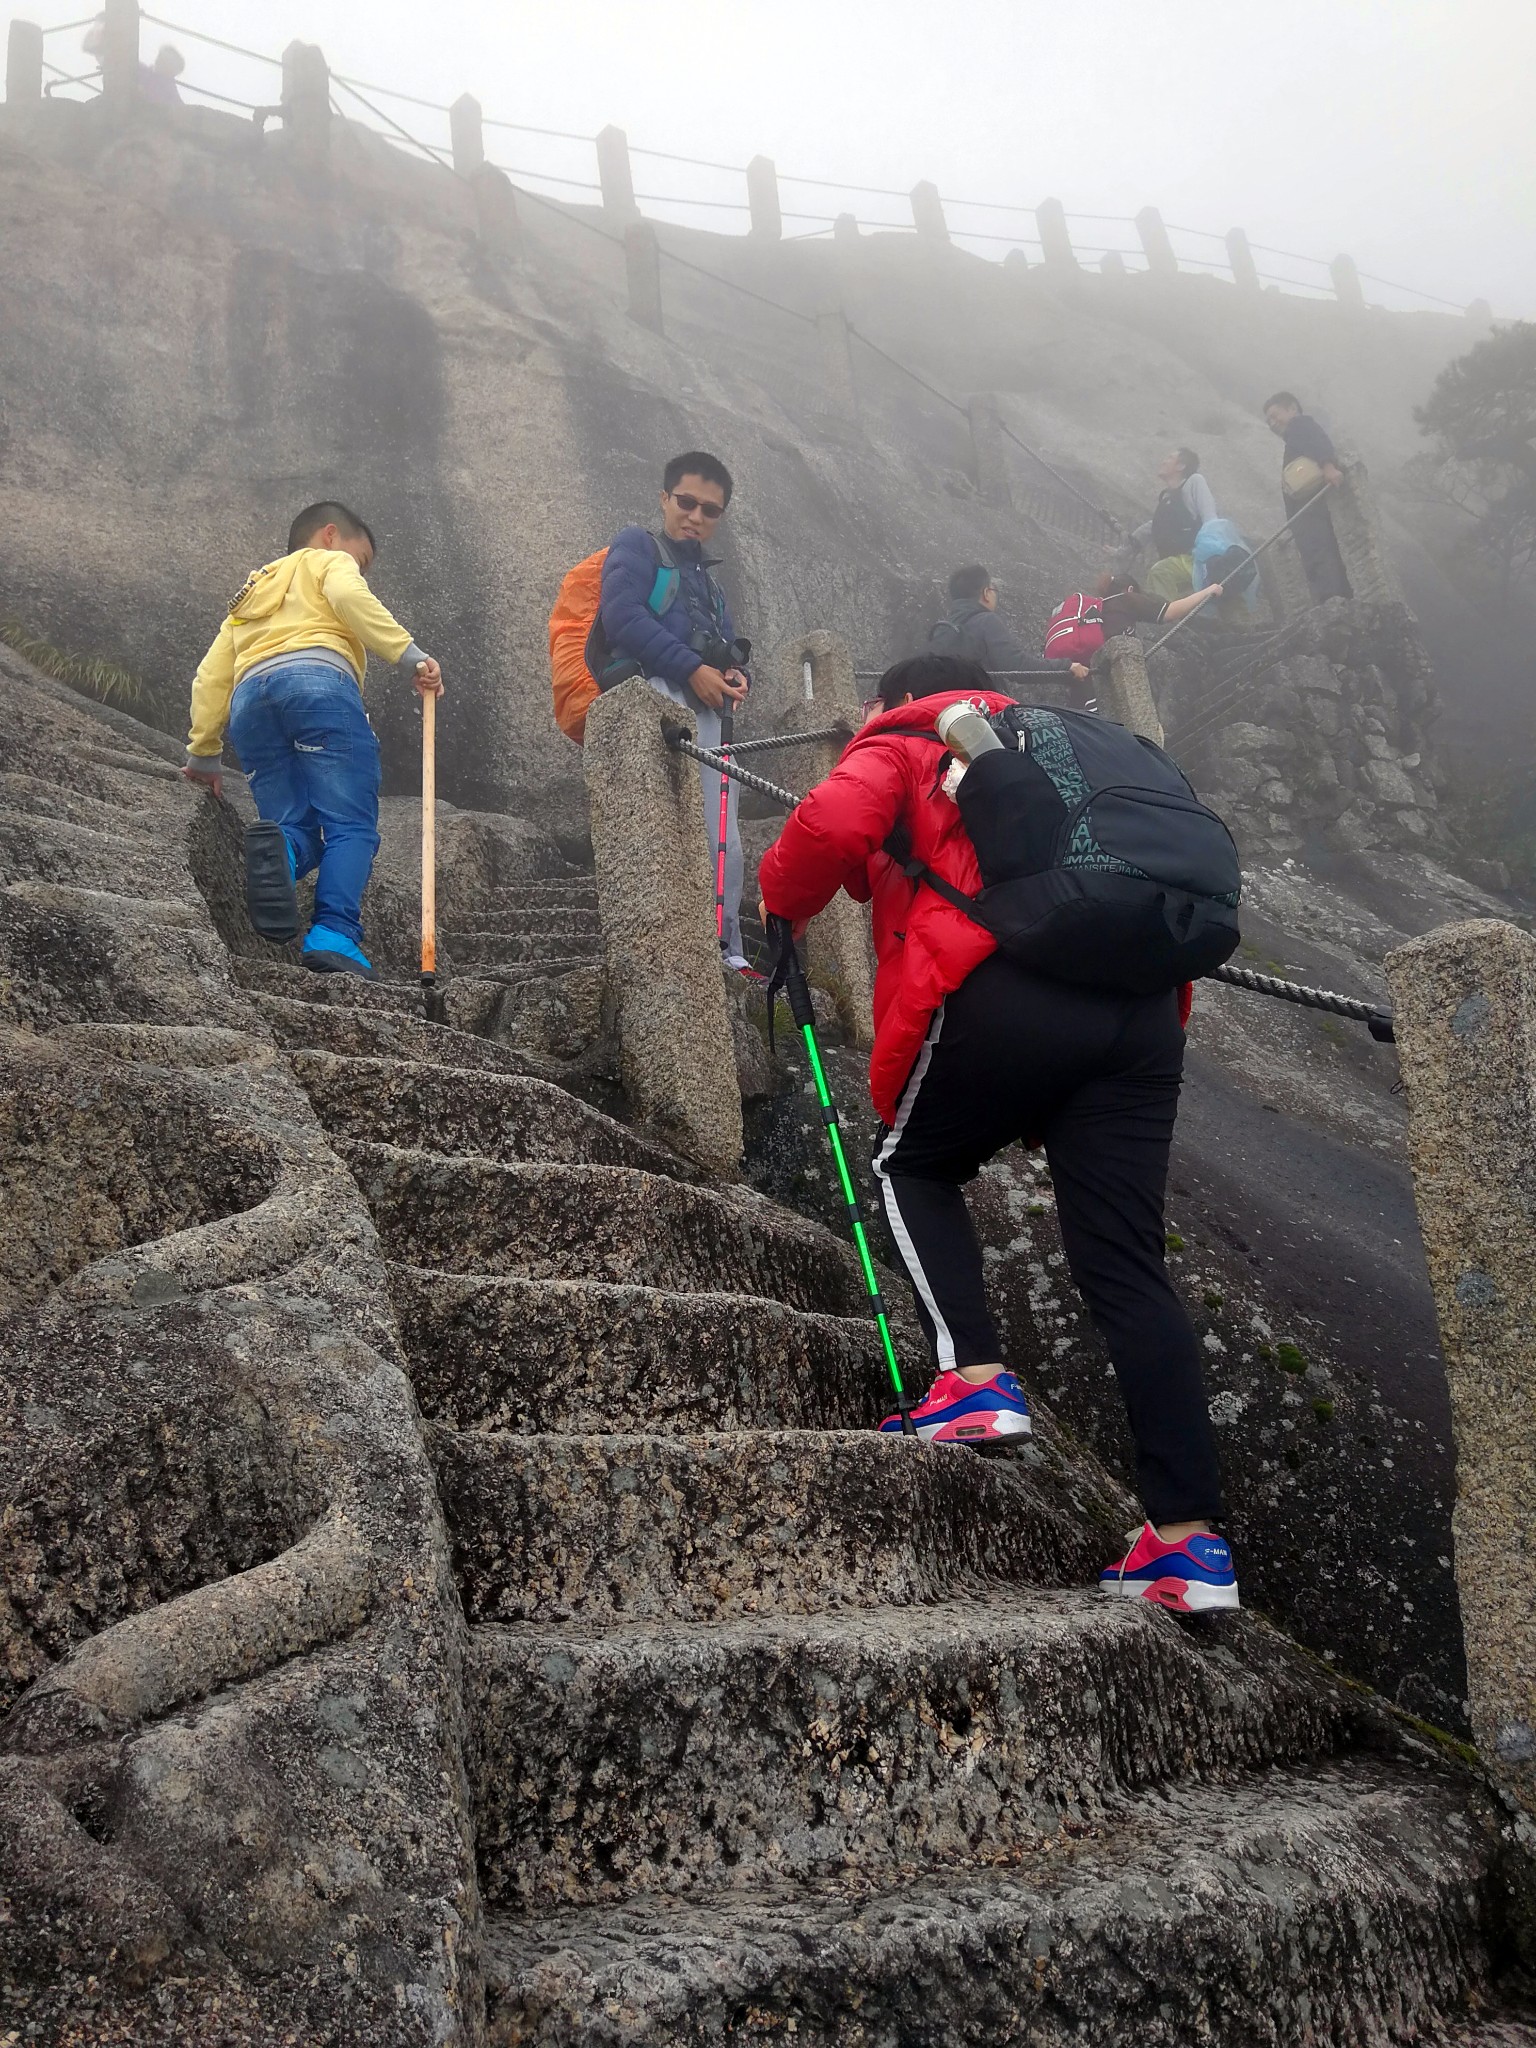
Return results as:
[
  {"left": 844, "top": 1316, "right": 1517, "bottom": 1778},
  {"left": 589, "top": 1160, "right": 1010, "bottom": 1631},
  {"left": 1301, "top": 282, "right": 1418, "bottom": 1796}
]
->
[{"left": 670, "top": 492, "right": 726, "bottom": 519}]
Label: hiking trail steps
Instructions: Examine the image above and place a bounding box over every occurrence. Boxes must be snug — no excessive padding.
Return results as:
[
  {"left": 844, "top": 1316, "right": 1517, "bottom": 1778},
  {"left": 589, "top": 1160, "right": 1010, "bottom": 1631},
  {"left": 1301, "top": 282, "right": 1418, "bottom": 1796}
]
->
[{"left": 260, "top": 901, "right": 1532, "bottom": 2045}]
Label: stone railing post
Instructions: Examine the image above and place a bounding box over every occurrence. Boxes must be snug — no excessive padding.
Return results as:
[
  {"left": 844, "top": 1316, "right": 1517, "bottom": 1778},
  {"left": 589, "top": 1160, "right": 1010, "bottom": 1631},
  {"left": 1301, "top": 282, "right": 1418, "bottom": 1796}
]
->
[
  {"left": 1036, "top": 197, "right": 1078, "bottom": 271},
  {"left": 1227, "top": 226, "right": 1261, "bottom": 292},
  {"left": 7, "top": 19, "right": 43, "bottom": 102},
  {"left": 769, "top": 634, "right": 875, "bottom": 1047},
  {"left": 281, "top": 40, "right": 330, "bottom": 167},
  {"left": 1003, "top": 246, "right": 1029, "bottom": 275},
  {"left": 816, "top": 305, "right": 859, "bottom": 420},
  {"left": 596, "top": 123, "right": 639, "bottom": 220},
  {"left": 624, "top": 221, "right": 664, "bottom": 335},
  {"left": 967, "top": 393, "right": 1012, "bottom": 509},
  {"left": 1330, "top": 458, "right": 1400, "bottom": 604},
  {"left": 910, "top": 179, "right": 948, "bottom": 243},
  {"left": 449, "top": 92, "right": 484, "bottom": 175},
  {"left": 1100, "top": 250, "right": 1126, "bottom": 279},
  {"left": 1465, "top": 298, "right": 1493, "bottom": 329},
  {"left": 1135, "top": 205, "right": 1178, "bottom": 276},
  {"left": 1384, "top": 918, "right": 1536, "bottom": 1818},
  {"left": 833, "top": 211, "right": 861, "bottom": 247},
  {"left": 99, "top": 0, "right": 139, "bottom": 105},
  {"left": 1331, "top": 253, "right": 1366, "bottom": 309},
  {"left": 746, "top": 154, "right": 781, "bottom": 239},
  {"left": 584, "top": 681, "right": 742, "bottom": 1174},
  {"left": 471, "top": 165, "right": 521, "bottom": 264},
  {"left": 1099, "top": 635, "right": 1163, "bottom": 746}
]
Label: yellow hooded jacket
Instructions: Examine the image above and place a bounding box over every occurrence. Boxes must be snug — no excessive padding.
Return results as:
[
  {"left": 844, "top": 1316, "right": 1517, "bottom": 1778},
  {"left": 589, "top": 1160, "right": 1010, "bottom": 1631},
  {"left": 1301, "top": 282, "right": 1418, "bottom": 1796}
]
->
[{"left": 186, "top": 548, "right": 426, "bottom": 759}]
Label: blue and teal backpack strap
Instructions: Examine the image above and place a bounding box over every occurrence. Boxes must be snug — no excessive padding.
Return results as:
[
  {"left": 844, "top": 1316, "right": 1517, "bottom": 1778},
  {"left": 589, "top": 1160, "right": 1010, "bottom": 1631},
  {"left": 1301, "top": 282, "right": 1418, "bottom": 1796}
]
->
[{"left": 647, "top": 532, "right": 682, "bottom": 619}]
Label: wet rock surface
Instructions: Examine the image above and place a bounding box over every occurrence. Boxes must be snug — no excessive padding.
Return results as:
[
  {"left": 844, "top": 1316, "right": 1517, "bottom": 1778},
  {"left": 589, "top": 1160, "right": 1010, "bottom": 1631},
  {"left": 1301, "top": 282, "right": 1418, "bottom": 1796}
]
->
[{"left": 1, "top": 646, "right": 1532, "bottom": 2044}]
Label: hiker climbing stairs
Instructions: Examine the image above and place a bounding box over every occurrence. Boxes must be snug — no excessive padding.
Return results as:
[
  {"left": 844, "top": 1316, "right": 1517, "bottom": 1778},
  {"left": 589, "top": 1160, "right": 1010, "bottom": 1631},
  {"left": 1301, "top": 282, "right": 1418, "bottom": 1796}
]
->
[{"left": 254, "top": 872, "right": 1523, "bottom": 2047}]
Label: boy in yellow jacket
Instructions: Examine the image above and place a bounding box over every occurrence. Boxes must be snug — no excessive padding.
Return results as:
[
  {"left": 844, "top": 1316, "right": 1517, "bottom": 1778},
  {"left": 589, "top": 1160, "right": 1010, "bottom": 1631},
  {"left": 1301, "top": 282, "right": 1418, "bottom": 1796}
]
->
[{"left": 183, "top": 501, "right": 443, "bottom": 977}]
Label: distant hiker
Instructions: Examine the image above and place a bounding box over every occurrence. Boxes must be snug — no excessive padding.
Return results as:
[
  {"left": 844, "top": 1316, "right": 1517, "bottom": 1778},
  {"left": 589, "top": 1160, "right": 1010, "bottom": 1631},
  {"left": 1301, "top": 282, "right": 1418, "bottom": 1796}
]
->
[
  {"left": 930, "top": 565, "right": 1092, "bottom": 700},
  {"left": 1263, "top": 392, "right": 1351, "bottom": 605},
  {"left": 1043, "top": 573, "right": 1224, "bottom": 688},
  {"left": 597, "top": 451, "right": 754, "bottom": 970},
  {"left": 82, "top": 16, "right": 184, "bottom": 101},
  {"left": 182, "top": 501, "right": 442, "bottom": 979},
  {"left": 1132, "top": 448, "right": 1219, "bottom": 601},
  {"left": 758, "top": 651, "right": 1239, "bottom": 1611}
]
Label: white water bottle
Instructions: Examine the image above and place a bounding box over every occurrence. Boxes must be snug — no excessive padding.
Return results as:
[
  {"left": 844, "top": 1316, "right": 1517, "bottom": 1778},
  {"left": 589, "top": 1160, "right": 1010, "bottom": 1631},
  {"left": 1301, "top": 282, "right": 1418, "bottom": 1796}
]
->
[{"left": 935, "top": 701, "right": 1004, "bottom": 763}]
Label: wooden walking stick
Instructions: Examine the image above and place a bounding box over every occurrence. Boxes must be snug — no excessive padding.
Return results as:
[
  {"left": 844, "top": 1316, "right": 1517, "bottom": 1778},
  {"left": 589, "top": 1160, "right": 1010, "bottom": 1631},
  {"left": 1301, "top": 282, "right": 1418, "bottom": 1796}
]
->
[{"left": 420, "top": 688, "right": 446, "bottom": 1024}]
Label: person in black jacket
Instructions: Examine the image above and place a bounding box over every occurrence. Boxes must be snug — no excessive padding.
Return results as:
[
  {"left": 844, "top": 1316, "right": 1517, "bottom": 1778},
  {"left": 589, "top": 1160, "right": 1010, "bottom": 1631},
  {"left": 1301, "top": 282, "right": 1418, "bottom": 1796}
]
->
[
  {"left": 1263, "top": 393, "right": 1351, "bottom": 604},
  {"left": 930, "top": 566, "right": 1090, "bottom": 699}
]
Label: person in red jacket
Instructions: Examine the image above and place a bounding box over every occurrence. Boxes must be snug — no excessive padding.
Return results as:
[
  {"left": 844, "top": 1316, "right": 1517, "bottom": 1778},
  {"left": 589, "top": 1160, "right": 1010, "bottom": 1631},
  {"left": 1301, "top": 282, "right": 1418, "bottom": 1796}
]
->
[{"left": 758, "top": 653, "right": 1238, "bottom": 1612}]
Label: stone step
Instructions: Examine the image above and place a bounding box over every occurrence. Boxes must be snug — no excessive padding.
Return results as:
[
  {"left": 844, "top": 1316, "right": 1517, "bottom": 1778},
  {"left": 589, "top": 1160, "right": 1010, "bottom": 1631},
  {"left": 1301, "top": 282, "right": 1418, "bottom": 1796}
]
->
[
  {"left": 448, "top": 930, "right": 605, "bottom": 969},
  {"left": 388, "top": 1269, "right": 888, "bottom": 1434},
  {"left": 343, "top": 1147, "right": 868, "bottom": 1313},
  {"left": 429, "top": 1427, "right": 1110, "bottom": 1625},
  {"left": 482, "top": 1755, "right": 1502, "bottom": 2046},
  {"left": 293, "top": 1053, "right": 684, "bottom": 1176},
  {"left": 446, "top": 904, "right": 602, "bottom": 939},
  {"left": 462, "top": 954, "right": 607, "bottom": 984},
  {"left": 473, "top": 878, "right": 599, "bottom": 912},
  {"left": 471, "top": 963, "right": 607, "bottom": 1064},
  {"left": 466, "top": 1591, "right": 1363, "bottom": 1907},
  {"left": 231, "top": 957, "right": 423, "bottom": 1016},
  {"left": 251, "top": 991, "right": 558, "bottom": 1079}
]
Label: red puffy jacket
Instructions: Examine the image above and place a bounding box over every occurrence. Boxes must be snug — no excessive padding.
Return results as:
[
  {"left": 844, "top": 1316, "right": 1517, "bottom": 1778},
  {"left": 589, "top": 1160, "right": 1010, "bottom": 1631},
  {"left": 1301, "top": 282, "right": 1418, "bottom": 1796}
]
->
[
  {"left": 758, "top": 690, "right": 1194, "bottom": 1126},
  {"left": 758, "top": 692, "right": 1012, "bottom": 1124}
]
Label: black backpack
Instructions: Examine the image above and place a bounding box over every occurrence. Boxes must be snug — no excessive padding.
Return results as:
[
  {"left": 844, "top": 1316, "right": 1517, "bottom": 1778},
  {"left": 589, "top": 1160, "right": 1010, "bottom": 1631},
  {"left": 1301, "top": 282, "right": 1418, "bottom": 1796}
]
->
[
  {"left": 888, "top": 705, "right": 1242, "bottom": 995},
  {"left": 1148, "top": 485, "right": 1202, "bottom": 559}
]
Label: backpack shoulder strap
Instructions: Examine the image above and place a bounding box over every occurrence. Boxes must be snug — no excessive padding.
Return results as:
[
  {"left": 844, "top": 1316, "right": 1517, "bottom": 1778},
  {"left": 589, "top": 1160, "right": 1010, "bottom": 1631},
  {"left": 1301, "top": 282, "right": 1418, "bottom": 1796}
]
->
[{"left": 645, "top": 531, "right": 682, "bottom": 619}]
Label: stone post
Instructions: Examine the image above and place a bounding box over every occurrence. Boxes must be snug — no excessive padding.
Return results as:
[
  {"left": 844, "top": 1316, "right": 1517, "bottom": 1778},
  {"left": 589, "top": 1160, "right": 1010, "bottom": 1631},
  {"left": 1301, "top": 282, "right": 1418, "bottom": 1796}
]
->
[
  {"left": 1099, "top": 635, "right": 1163, "bottom": 746},
  {"left": 1330, "top": 458, "right": 1400, "bottom": 604},
  {"left": 1227, "top": 226, "right": 1261, "bottom": 292},
  {"left": 7, "top": 20, "right": 43, "bottom": 103},
  {"left": 281, "top": 41, "right": 330, "bottom": 168},
  {"left": 1465, "top": 298, "right": 1493, "bottom": 329},
  {"left": 1135, "top": 205, "right": 1178, "bottom": 276},
  {"left": 1331, "top": 253, "right": 1367, "bottom": 309},
  {"left": 1002, "top": 246, "right": 1029, "bottom": 275},
  {"left": 769, "top": 633, "right": 874, "bottom": 1047},
  {"left": 967, "top": 393, "right": 1012, "bottom": 510},
  {"left": 98, "top": 0, "right": 139, "bottom": 106},
  {"left": 746, "top": 154, "right": 781, "bottom": 239},
  {"left": 471, "top": 165, "right": 521, "bottom": 264},
  {"left": 910, "top": 180, "right": 948, "bottom": 243},
  {"left": 596, "top": 123, "right": 639, "bottom": 221},
  {"left": 816, "top": 306, "right": 859, "bottom": 420},
  {"left": 624, "top": 221, "right": 664, "bottom": 336},
  {"left": 1036, "top": 198, "right": 1078, "bottom": 271},
  {"left": 584, "top": 681, "right": 742, "bottom": 1174},
  {"left": 449, "top": 92, "right": 484, "bottom": 176},
  {"left": 1100, "top": 250, "right": 1126, "bottom": 279},
  {"left": 833, "top": 211, "right": 861, "bottom": 247},
  {"left": 1384, "top": 918, "right": 1536, "bottom": 1818}
]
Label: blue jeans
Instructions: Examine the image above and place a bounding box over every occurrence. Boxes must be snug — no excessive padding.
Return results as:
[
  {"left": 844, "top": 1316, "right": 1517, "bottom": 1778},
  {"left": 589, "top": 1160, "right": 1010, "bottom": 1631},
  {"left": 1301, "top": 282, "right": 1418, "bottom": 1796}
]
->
[{"left": 227, "top": 662, "right": 381, "bottom": 949}]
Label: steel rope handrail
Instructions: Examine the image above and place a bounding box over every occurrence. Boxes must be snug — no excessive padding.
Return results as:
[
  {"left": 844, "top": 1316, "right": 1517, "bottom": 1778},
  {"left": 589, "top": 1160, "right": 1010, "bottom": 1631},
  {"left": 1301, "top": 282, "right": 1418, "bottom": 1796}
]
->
[{"left": 665, "top": 728, "right": 1395, "bottom": 1037}]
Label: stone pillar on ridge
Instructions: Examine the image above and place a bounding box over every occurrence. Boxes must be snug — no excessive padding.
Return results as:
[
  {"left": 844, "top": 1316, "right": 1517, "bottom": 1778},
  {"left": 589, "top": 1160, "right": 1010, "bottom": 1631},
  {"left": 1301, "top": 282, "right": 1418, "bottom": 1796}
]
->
[
  {"left": 1036, "top": 197, "right": 1078, "bottom": 271},
  {"left": 910, "top": 180, "right": 949, "bottom": 244},
  {"left": 7, "top": 20, "right": 43, "bottom": 103},
  {"left": 281, "top": 40, "right": 331, "bottom": 169},
  {"left": 98, "top": 0, "right": 139, "bottom": 106},
  {"left": 1135, "top": 205, "right": 1178, "bottom": 276},
  {"left": 596, "top": 123, "right": 639, "bottom": 220},
  {"left": 746, "top": 154, "right": 782, "bottom": 239},
  {"left": 584, "top": 682, "right": 743, "bottom": 1174},
  {"left": 449, "top": 93, "right": 484, "bottom": 176},
  {"left": 1385, "top": 917, "right": 1536, "bottom": 1821},
  {"left": 1331, "top": 253, "right": 1366, "bottom": 309},
  {"left": 1227, "top": 227, "right": 1261, "bottom": 292}
]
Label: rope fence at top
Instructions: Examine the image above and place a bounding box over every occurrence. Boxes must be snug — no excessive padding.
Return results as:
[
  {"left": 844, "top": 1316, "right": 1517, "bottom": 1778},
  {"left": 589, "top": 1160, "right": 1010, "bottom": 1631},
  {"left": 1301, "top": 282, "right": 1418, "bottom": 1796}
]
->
[{"left": 92, "top": 9, "right": 1479, "bottom": 318}]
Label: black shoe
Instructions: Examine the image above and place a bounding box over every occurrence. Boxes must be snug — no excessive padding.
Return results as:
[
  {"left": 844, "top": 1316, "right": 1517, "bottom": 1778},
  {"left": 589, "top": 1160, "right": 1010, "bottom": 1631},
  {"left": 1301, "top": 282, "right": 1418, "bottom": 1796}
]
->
[
  {"left": 302, "top": 947, "right": 376, "bottom": 981},
  {"left": 244, "top": 820, "right": 301, "bottom": 943}
]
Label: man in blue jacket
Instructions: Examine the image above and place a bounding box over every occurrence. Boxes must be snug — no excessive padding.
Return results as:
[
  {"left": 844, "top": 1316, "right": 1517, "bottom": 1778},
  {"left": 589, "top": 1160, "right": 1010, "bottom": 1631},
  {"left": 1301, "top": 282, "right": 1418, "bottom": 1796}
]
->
[{"left": 599, "top": 451, "right": 753, "bottom": 967}]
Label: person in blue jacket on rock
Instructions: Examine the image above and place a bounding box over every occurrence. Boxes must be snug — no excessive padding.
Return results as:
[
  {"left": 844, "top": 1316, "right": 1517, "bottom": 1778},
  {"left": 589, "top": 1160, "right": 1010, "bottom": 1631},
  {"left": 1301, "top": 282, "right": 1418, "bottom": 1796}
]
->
[{"left": 598, "top": 451, "right": 753, "bottom": 969}]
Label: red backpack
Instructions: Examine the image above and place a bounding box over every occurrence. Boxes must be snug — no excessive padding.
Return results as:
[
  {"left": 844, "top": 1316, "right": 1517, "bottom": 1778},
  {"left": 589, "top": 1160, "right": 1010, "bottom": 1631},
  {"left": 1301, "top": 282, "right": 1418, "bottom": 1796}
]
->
[{"left": 1043, "top": 592, "right": 1105, "bottom": 664}]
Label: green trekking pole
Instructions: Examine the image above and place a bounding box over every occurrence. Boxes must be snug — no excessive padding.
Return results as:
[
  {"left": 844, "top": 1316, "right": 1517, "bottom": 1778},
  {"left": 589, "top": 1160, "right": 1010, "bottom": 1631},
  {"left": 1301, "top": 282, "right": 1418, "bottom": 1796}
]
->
[{"left": 767, "top": 915, "right": 916, "bottom": 1437}]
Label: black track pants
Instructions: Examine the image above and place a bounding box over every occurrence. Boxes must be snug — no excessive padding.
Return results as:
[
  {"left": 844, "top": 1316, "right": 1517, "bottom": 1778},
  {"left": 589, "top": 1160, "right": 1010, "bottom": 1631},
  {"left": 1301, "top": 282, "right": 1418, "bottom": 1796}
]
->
[{"left": 872, "top": 953, "right": 1224, "bottom": 1525}]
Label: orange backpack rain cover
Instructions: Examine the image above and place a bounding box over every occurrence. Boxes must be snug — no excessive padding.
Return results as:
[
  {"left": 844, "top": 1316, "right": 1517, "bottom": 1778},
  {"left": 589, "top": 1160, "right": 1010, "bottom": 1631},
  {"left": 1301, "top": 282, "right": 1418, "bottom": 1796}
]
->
[{"left": 549, "top": 547, "right": 607, "bottom": 745}]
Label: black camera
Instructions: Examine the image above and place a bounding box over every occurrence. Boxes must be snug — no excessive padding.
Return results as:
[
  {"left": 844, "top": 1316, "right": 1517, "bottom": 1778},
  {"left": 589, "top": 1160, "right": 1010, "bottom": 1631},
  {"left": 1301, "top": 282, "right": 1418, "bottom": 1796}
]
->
[{"left": 689, "top": 628, "right": 752, "bottom": 673}]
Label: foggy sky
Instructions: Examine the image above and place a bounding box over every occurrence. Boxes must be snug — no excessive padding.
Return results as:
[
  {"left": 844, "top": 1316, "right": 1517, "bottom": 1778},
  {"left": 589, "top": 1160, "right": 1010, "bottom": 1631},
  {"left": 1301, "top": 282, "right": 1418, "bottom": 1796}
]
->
[{"left": 51, "top": 0, "right": 1536, "bottom": 317}]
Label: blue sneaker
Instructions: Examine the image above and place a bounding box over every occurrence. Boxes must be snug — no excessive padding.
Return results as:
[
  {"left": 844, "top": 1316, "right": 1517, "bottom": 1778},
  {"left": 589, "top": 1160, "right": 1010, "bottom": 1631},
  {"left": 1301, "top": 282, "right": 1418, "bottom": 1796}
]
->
[
  {"left": 1099, "top": 1523, "right": 1240, "bottom": 1613},
  {"left": 302, "top": 926, "right": 375, "bottom": 980},
  {"left": 880, "top": 1367, "right": 1032, "bottom": 1444}
]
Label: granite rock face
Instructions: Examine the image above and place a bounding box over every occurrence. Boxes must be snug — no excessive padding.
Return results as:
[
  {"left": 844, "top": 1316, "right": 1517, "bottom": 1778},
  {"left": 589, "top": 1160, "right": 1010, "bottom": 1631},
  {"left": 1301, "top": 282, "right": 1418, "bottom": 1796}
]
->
[{"left": 2, "top": 644, "right": 1534, "bottom": 2043}]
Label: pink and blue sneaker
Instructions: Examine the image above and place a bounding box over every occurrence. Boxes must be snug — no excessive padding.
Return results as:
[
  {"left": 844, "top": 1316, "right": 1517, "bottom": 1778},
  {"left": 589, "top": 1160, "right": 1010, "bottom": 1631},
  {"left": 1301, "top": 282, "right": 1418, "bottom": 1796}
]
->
[
  {"left": 1099, "top": 1523, "right": 1240, "bottom": 1613},
  {"left": 880, "top": 1367, "right": 1032, "bottom": 1445}
]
